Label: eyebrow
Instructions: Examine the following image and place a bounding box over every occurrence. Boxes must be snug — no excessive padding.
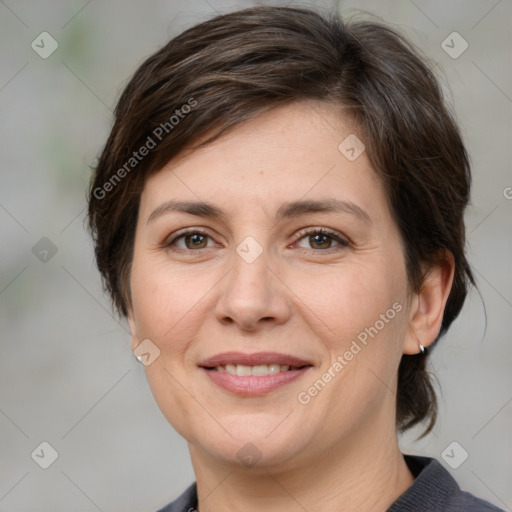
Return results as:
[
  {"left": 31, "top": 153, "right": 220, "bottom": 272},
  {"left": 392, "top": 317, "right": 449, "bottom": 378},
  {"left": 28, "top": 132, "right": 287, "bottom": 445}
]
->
[{"left": 147, "top": 198, "right": 372, "bottom": 225}]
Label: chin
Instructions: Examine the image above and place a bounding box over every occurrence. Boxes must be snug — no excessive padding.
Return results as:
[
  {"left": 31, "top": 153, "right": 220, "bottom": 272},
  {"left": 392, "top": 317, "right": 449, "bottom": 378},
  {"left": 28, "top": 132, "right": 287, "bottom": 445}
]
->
[{"left": 188, "top": 415, "right": 314, "bottom": 470}]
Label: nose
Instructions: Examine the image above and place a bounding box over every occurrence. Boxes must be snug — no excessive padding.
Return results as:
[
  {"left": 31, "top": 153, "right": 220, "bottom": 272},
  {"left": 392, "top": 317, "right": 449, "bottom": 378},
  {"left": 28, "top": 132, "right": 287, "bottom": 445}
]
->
[{"left": 214, "top": 244, "right": 292, "bottom": 332}]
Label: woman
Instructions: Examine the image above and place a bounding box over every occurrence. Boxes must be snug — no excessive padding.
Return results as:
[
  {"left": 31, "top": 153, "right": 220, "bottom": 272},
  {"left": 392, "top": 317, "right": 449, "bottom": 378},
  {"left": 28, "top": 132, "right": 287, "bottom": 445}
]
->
[{"left": 87, "top": 6, "right": 505, "bottom": 512}]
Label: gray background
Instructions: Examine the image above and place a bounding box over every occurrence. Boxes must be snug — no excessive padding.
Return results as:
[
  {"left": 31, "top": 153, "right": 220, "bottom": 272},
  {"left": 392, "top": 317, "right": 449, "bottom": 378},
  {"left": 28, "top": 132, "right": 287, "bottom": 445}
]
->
[{"left": 1, "top": 0, "right": 511, "bottom": 511}]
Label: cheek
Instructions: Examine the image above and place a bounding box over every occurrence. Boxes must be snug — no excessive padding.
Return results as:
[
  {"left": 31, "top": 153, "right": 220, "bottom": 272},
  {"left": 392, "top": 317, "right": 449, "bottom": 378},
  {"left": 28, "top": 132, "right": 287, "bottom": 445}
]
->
[
  {"left": 293, "top": 263, "right": 403, "bottom": 348},
  {"left": 129, "top": 259, "right": 208, "bottom": 438},
  {"left": 130, "top": 256, "right": 208, "bottom": 342},
  {"left": 143, "top": 366, "right": 200, "bottom": 443},
  {"left": 302, "top": 269, "right": 407, "bottom": 434},
  {"left": 292, "top": 255, "right": 409, "bottom": 418}
]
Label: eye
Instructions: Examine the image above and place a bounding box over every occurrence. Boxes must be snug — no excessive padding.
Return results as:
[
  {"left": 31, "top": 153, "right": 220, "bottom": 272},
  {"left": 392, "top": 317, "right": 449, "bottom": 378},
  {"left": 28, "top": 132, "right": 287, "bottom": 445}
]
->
[
  {"left": 164, "top": 229, "right": 217, "bottom": 251},
  {"left": 294, "top": 227, "right": 349, "bottom": 252},
  {"left": 163, "top": 227, "right": 349, "bottom": 253}
]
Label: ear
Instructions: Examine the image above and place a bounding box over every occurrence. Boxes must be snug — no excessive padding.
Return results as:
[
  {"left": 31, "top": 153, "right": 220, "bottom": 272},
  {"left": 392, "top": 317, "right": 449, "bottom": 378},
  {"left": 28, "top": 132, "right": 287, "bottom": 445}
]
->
[{"left": 403, "top": 251, "right": 455, "bottom": 355}]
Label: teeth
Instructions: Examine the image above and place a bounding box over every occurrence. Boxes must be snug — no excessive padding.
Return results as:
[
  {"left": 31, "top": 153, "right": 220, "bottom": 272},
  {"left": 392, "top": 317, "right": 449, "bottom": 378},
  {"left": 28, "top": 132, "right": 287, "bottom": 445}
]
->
[
  {"left": 252, "top": 365, "right": 268, "bottom": 376},
  {"left": 236, "top": 365, "right": 252, "bottom": 377},
  {"left": 268, "top": 364, "right": 281, "bottom": 374},
  {"left": 215, "top": 364, "right": 293, "bottom": 376}
]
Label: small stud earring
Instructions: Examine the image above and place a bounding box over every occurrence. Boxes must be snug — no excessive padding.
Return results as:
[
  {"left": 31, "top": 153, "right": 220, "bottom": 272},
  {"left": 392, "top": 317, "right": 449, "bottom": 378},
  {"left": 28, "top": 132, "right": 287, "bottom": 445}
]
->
[{"left": 419, "top": 343, "right": 425, "bottom": 354}]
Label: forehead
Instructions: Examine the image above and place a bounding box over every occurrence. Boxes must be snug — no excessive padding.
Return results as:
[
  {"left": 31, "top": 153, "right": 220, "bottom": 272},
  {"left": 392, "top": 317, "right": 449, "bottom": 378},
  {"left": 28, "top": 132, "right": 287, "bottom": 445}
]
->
[{"left": 139, "top": 101, "right": 386, "bottom": 221}]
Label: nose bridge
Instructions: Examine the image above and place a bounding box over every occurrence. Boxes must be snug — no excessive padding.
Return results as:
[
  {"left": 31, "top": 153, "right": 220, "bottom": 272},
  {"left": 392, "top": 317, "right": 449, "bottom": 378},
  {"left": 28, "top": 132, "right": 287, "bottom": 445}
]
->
[
  {"left": 215, "top": 235, "right": 290, "bottom": 328},
  {"left": 229, "top": 237, "right": 274, "bottom": 305}
]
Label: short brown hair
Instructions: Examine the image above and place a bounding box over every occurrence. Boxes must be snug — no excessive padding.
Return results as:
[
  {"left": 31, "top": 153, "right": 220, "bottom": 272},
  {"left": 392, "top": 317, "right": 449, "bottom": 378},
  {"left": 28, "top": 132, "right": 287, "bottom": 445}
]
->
[{"left": 87, "top": 6, "right": 475, "bottom": 436}]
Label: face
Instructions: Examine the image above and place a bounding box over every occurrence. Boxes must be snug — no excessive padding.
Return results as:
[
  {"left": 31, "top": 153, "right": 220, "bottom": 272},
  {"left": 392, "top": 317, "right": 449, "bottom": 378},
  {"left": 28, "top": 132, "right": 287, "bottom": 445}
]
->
[{"left": 128, "top": 101, "right": 414, "bottom": 470}]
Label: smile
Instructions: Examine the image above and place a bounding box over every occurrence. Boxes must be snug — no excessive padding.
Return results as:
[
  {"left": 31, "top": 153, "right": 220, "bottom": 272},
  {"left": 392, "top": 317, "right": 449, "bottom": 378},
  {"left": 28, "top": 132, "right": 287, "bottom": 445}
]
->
[
  {"left": 211, "top": 363, "right": 300, "bottom": 376},
  {"left": 198, "top": 352, "right": 313, "bottom": 396}
]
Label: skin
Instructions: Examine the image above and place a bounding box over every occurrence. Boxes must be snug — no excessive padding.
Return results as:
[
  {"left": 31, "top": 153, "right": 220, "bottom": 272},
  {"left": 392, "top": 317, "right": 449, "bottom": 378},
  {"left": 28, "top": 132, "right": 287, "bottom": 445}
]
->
[{"left": 127, "top": 100, "right": 454, "bottom": 512}]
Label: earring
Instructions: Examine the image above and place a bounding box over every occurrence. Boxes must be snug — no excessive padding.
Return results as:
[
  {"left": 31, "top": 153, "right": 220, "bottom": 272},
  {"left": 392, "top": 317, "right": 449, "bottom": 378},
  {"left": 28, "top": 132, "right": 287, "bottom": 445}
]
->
[
  {"left": 419, "top": 343, "right": 425, "bottom": 355},
  {"left": 134, "top": 352, "right": 143, "bottom": 363}
]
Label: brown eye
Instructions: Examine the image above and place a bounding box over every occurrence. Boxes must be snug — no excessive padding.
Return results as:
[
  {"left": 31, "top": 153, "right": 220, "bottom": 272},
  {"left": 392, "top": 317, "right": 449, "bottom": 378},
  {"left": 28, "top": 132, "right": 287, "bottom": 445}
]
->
[
  {"left": 309, "top": 233, "right": 333, "bottom": 249},
  {"left": 165, "top": 230, "right": 215, "bottom": 251},
  {"left": 295, "top": 228, "right": 349, "bottom": 252},
  {"left": 183, "top": 233, "right": 208, "bottom": 249}
]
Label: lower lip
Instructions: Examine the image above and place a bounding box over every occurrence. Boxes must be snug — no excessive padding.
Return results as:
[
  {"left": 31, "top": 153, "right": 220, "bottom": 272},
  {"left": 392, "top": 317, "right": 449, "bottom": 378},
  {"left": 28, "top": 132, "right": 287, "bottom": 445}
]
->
[{"left": 201, "top": 367, "right": 311, "bottom": 396}]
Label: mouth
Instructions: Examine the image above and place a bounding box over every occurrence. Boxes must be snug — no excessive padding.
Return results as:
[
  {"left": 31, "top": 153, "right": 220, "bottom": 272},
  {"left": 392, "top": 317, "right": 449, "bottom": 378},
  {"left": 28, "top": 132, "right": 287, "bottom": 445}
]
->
[
  {"left": 198, "top": 352, "right": 313, "bottom": 396},
  {"left": 207, "top": 363, "right": 307, "bottom": 376}
]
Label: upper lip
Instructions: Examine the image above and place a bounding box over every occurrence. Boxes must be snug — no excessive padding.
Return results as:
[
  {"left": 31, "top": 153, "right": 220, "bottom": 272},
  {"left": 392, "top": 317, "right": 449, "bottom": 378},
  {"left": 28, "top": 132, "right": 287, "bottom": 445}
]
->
[{"left": 198, "top": 351, "right": 313, "bottom": 368}]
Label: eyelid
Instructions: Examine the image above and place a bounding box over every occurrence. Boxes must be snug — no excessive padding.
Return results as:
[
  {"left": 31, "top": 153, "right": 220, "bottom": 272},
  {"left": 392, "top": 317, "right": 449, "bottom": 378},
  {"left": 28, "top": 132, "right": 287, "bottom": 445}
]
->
[
  {"left": 293, "top": 226, "right": 350, "bottom": 250},
  {"left": 163, "top": 226, "right": 351, "bottom": 252},
  {"left": 162, "top": 227, "right": 220, "bottom": 250}
]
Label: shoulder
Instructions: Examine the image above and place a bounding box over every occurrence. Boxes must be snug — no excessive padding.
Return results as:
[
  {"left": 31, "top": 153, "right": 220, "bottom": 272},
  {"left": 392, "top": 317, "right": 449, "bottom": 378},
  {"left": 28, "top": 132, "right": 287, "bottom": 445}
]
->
[
  {"left": 154, "top": 482, "right": 197, "bottom": 512},
  {"left": 387, "top": 455, "right": 506, "bottom": 512},
  {"left": 155, "top": 456, "right": 506, "bottom": 512},
  {"left": 445, "top": 489, "right": 507, "bottom": 512}
]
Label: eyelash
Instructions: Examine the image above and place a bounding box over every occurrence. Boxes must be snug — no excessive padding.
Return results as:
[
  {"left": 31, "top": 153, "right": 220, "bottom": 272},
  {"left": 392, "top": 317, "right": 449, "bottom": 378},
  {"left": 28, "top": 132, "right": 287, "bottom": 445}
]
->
[{"left": 163, "top": 227, "right": 350, "bottom": 254}]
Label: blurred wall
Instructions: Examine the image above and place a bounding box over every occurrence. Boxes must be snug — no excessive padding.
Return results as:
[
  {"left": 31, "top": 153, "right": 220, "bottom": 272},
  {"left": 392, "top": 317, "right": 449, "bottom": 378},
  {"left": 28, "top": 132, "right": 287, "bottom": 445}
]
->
[{"left": 1, "top": 0, "right": 510, "bottom": 510}]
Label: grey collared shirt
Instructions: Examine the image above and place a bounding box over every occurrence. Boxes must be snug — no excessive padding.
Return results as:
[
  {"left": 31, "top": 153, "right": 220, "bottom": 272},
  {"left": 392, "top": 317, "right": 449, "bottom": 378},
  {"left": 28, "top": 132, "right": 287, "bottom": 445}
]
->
[{"left": 155, "top": 454, "right": 506, "bottom": 511}]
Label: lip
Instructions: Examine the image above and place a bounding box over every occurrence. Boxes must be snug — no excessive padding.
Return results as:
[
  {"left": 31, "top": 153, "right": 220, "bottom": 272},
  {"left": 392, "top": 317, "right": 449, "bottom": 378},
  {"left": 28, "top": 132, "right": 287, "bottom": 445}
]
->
[
  {"left": 201, "top": 367, "right": 312, "bottom": 396},
  {"left": 198, "top": 351, "right": 313, "bottom": 397},
  {"left": 198, "top": 351, "right": 312, "bottom": 368}
]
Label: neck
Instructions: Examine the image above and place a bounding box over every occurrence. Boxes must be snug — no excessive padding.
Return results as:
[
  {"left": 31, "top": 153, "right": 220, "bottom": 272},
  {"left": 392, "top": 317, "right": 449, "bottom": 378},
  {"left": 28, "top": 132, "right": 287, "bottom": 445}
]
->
[{"left": 188, "top": 419, "right": 415, "bottom": 512}]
